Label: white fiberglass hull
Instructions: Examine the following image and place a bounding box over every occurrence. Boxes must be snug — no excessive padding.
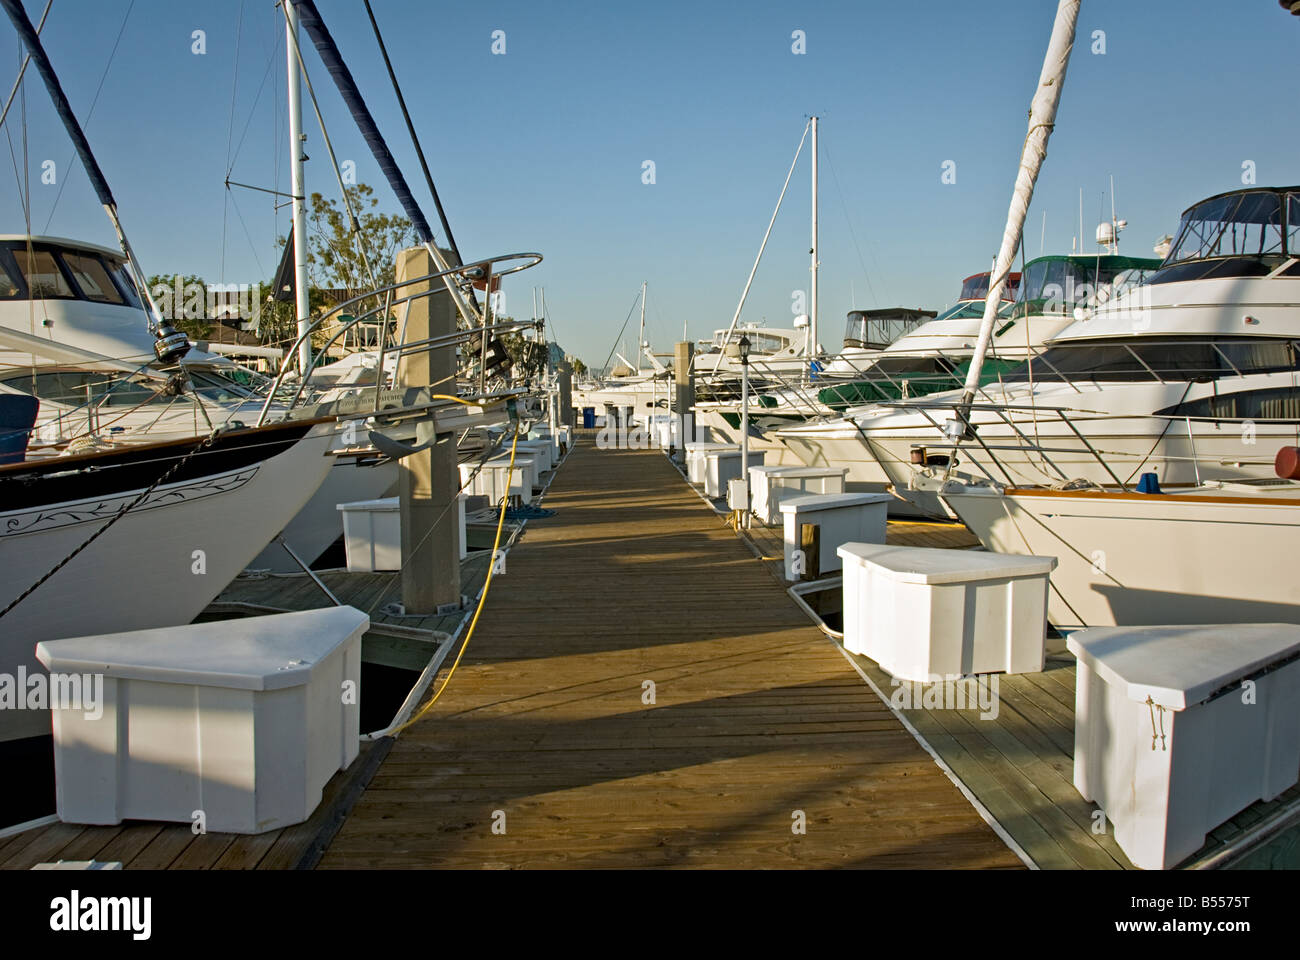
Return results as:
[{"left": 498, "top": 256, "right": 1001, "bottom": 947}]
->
[
  {"left": 693, "top": 408, "right": 804, "bottom": 467},
  {"left": 938, "top": 481, "right": 1300, "bottom": 630},
  {"left": 780, "top": 374, "right": 1300, "bottom": 518},
  {"left": 0, "top": 420, "right": 337, "bottom": 742},
  {"left": 247, "top": 454, "right": 398, "bottom": 572}
]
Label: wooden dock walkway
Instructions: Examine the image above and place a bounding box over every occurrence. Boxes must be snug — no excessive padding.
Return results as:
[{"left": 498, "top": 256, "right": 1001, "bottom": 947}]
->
[
  {"left": 317, "top": 436, "right": 1019, "bottom": 868},
  {"left": 739, "top": 486, "right": 1300, "bottom": 869}
]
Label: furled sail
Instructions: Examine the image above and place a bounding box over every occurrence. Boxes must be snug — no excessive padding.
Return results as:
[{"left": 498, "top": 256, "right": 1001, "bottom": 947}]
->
[
  {"left": 0, "top": 0, "right": 116, "bottom": 208},
  {"left": 290, "top": 0, "right": 434, "bottom": 245}
]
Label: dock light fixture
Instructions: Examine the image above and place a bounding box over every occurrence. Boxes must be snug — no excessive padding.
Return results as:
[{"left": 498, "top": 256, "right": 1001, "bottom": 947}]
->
[{"left": 738, "top": 335, "right": 751, "bottom": 527}]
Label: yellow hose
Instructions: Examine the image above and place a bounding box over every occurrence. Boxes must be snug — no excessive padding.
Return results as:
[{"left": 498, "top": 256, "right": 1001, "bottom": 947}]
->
[{"left": 391, "top": 418, "right": 521, "bottom": 735}]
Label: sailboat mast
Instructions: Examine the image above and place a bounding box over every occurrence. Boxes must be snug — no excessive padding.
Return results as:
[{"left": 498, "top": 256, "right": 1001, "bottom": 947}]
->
[
  {"left": 638, "top": 281, "right": 647, "bottom": 375},
  {"left": 956, "top": 0, "right": 1080, "bottom": 415},
  {"left": 0, "top": 0, "right": 188, "bottom": 363},
  {"left": 285, "top": 1, "right": 313, "bottom": 374},
  {"left": 809, "top": 115, "right": 819, "bottom": 361}
]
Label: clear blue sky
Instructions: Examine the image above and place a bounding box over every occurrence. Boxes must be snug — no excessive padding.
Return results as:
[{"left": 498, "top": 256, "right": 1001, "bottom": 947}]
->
[{"left": 2, "top": 0, "right": 1297, "bottom": 365}]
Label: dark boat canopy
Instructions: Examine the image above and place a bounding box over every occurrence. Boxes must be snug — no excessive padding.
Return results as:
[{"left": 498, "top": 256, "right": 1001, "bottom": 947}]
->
[
  {"left": 844, "top": 308, "right": 937, "bottom": 350},
  {"left": 960, "top": 271, "right": 1021, "bottom": 302}
]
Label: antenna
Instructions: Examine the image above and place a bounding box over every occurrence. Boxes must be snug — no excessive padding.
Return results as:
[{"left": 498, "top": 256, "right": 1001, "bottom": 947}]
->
[
  {"left": 1040, "top": 210, "right": 1047, "bottom": 255},
  {"left": 1078, "top": 187, "right": 1083, "bottom": 256},
  {"left": 1094, "top": 175, "right": 1126, "bottom": 254}
]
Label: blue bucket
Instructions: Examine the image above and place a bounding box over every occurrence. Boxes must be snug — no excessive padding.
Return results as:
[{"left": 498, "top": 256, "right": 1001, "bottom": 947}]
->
[{"left": 0, "top": 394, "right": 39, "bottom": 465}]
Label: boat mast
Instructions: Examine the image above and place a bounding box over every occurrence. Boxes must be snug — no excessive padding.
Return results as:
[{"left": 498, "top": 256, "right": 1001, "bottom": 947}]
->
[
  {"left": 638, "top": 281, "right": 647, "bottom": 376},
  {"left": 809, "top": 115, "right": 819, "bottom": 361},
  {"left": 284, "top": 1, "right": 313, "bottom": 374},
  {"left": 954, "top": 0, "right": 1080, "bottom": 425},
  {"left": 0, "top": 0, "right": 188, "bottom": 364}
]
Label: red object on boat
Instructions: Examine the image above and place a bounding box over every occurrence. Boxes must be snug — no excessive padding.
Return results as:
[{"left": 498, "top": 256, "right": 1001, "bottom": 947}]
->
[{"left": 1274, "top": 446, "right": 1300, "bottom": 479}]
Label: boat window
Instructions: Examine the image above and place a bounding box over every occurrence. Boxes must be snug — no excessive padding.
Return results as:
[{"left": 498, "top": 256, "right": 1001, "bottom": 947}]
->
[
  {"left": 61, "top": 252, "right": 126, "bottom": 304},
  {"left": 1289, "top": 194, "right": 1300, "bottom": 255},
  {"left": 11, "top": 247, "right": 75, "bottom": 298},
  {"left": 0, "top": 370, "right": 172, "bottom": 406},
  {"left": 1157, "top": 385, "right": 1300, "bottom": 421},
  {"left": 932, "top": 300, "right": 1017, "bottom": 323},
  {"left": 959, "top": 272, "right": 1020, "bottom": 302},
  {"left": 1146, "top": 256, "right": 1276, "bottom": 284},
  {"left": 1164, "top": 191, "right": 1285, "bottom": 264},
  {"left": 106, "top": 259, "right": 142, "bottom": 308},
  {"left": 748, "top": 333, "right": 787, "bottom": 353},
  {"left": 187, "top": 369, "right": 257, "bottom": 402},
  {"left": 0, "top": 250, "right": 23, "bottom": 298},
  {"left": 1003, "top": 338, "right": 1299, "bottom": 384},
  {"left": 872, "top": 356, "right": 959, "bottom": 376}
]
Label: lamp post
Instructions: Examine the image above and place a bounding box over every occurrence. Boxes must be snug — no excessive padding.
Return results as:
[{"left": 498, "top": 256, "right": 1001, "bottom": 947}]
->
[
  {"left": 724, "top": 335, "right": 752, "bottom": 525},
  {"left": 739, "top": 335, "right": 751, "bottom": 527}
]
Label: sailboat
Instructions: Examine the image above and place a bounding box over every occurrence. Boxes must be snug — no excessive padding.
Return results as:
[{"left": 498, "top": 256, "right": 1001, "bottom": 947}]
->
[{"left": 0, "top": 0, "right": 346, "bottom": 750}]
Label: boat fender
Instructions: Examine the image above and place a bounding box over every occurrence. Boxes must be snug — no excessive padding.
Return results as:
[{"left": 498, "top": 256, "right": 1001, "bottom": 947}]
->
[
  {"left": 1135, "top": 472, "right": 1162, "bottom": 494},
  {"left": 1275, "top": 446, "right": 1300, "bottom": 480}
]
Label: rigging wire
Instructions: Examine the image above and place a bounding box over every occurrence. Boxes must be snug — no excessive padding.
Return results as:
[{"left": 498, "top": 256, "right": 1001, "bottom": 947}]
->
[
  {"left": 41, "top": 0, "right": 134, "bottom": 233},
  {"left": 220, "top": 0, "right": 245, "bottom": 285},
  {"left": 599, "top": 288, "right": 645, "bottom": 375},
  {"left": 0, "top": 0, "right": 50, "bottom": 131},
  {"left": 820, "top": 128, "right": 879, "bottom": 307},
  {"left": 278, "top": 0, "right": 381, "bottom": 295},
  {"left": 225, "top": 43, "right": 279, "bottom": 173},
  {"left": 362, "top": 0, "right": 462, "bottom": 265},
  {"left": 227, "top": 186, "right": 267, "bottom": 277}
]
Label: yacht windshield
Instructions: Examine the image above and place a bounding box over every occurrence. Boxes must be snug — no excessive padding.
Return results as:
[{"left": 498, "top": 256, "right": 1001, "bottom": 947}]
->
[
  {"left": 0, "top": 370, "right": 178, "bottom": 406},
  {"left": 932, "top": 300, "right": 1016, "bottom": 323},
  {"left": 187, "top": 369, "right": 259, "bottom": 402},
  {"left": 1013, "top": 257, "right": 1161, "bottom": 318},
  {"left": 1002, "top": 338, "right": 1299, "bottom": 384},
  {"left": 1164, "top": 191, "right": 1286, "bottom": 264},
  {"left": 959, "top": 272, "right": 1020, "bottom": 301}
]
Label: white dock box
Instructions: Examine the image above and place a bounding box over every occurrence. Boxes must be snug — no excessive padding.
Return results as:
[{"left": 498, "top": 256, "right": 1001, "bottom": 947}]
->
[
  {"left": 837, "top": 544, "right": 1055, "bottom": 679},
  {"left": 459, "top": 454, "right": 537, "bottom": 505},
  {"left": 781, "top": 493, "right": 891, "bottom": 581},
  {"left": 647, "top": 414, "right": 675, "bottom": 450},
  {"left": 516, "top": 439, "right": 554, "bottom": 473},
  {"left": 748, "top": 465, "right": 847, "bottom": 526},
  {"left": 684, "top": 442, "right": 738, "bottom": 484},
  {"left": 458, "top": 490, "right": 468, "bottom": 560},
  {"left": 35, "top": 607, "right": 367, "bottom": 834},
  {"left": 703, "top": 448, "right": 767, "bottom": 499},
  {"left": 527, "top": 424, "right": 559, "bottom": 460},
  {"left": 1068, "top": 624, "right": 1300, "bottom": 870},
  {"left": 338, "top": 497, "right": 401, "bottom": 572}
]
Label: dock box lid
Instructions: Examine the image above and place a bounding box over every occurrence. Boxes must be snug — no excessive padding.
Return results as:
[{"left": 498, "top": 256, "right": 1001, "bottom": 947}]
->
[
  {"left": 337, "top": 497, "right": 399, "bottom": 512},
  {"left": 748, "top": 465, "right": 847, "bottom": 478},
  {"left": 35, "top": 607, "right": 369, "bottom": 691},
  {"left": 836, "top": 543, "right": 1056, "bottom": 584},
  {"left": 779, "top": 492, "right": 893, "bottom": 513},
  {"left": 1065, "top": 623, "right": 1300, "bottom": 710}
]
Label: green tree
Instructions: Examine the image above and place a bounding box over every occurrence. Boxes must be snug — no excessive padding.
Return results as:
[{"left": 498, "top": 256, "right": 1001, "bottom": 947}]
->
[
  {"left": 306, "top": 182, "right": 415, "bottom": 292},
  {"left": 146, "top": 274, "right": 211, "bottom": 340},
  {"left": 499, "top": 327, "right": 548, "bottom": 380},
  {"left": 571, "top": 358, "right": 588, "bottom": 376}
]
